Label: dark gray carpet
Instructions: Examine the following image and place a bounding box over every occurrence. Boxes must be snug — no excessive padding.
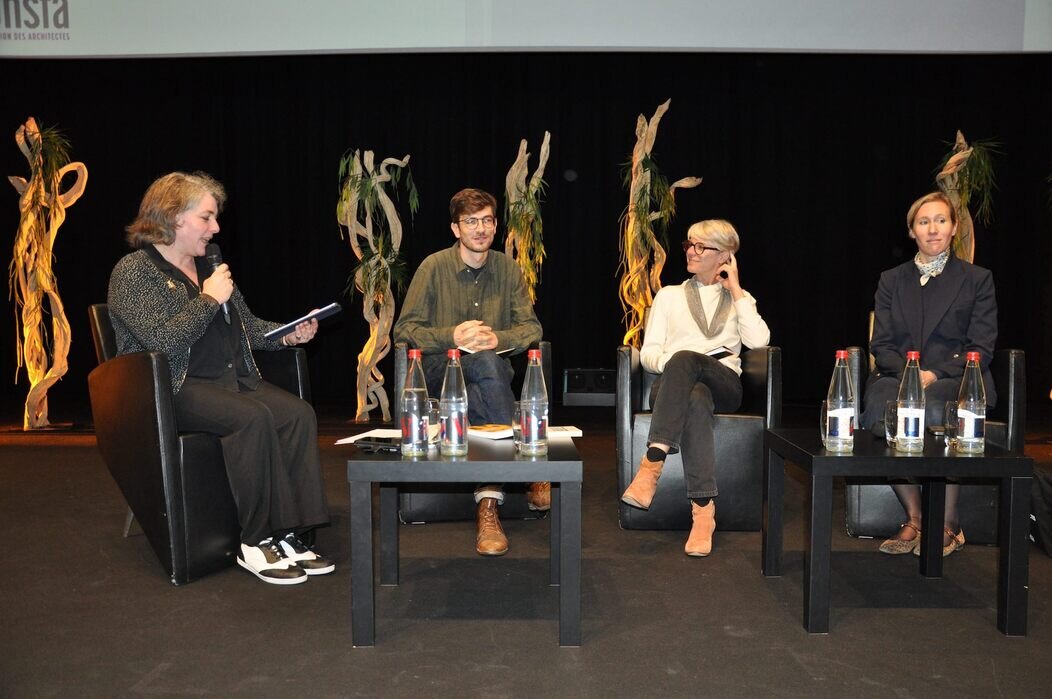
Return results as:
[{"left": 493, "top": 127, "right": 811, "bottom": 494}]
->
[{"left": 2, "top": 410, "right": 1051, "bottom": 698}]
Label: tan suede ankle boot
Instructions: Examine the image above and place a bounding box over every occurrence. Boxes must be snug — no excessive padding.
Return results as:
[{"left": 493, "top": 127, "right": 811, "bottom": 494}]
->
[
  {"left": 621, "top": 455, "right": 664, "bottom": 510},
  {"left": 685, "top": 500, "right": 716, "bottom": 557}
]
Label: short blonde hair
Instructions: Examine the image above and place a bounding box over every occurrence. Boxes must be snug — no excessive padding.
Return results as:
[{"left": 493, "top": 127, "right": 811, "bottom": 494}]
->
[
  {"left": 687, "top": 219, "right": 740, "bottom": 253},
  {"left": 906, "top": 191, "right": 957, "bottom": 231},
  {"left": 125, "top": 171, "right": 226, "bottom": 248}
]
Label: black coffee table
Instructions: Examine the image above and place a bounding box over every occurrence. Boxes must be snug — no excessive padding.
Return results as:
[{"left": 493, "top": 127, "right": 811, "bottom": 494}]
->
[
  {"left": 346, "top": 438, "right": 583, "bottom": 646},
  {"left": 762, "top": 427, "right": 1032, "bottom": 635}
]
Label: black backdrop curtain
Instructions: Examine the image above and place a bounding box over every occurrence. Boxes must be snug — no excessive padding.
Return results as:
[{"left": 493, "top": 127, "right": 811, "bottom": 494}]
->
[{"left": 1, "top": 52, "right": 1049, "bottom": 418}]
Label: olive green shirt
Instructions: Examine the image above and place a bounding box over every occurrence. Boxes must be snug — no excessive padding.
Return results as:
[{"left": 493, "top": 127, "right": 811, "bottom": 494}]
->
[{"left": 394, "top": 242, "right": 542, "bottom": 355}]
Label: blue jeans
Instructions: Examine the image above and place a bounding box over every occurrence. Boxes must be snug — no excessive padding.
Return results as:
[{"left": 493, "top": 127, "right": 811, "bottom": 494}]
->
[
  {"left": 422, "top": 350, "right": 516, "bottom": 424},
  {"left": 648, "top": 350, "right": 743, "bottom": 499},
  {"left": 423, "top": 350, "right": 517, "bottom": 502}
]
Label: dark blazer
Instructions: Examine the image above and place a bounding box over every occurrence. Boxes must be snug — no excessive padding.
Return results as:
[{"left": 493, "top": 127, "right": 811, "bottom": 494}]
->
[{"left": 869, "top": 253, "right": 998, "bottom": 406}]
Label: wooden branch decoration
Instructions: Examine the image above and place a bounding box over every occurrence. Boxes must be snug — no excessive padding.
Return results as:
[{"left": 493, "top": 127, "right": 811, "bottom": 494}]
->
[
  {"left": 336, "top": 149, "right": 416, "bottom": 423},
  {"left": 504, "top": 131, "right": 551, "bottom": 303},
  {"left": 7, "top": 117, "right": 87, "bottom": 429},
  {"left": 618, "top": 99, "right": 701, "bottom": 348},
  {"left": 935, "top": 130, "right": 976, "bottom": 263},
  {"left": 935, "top": 130, "right": 999, "bottom": 264}
]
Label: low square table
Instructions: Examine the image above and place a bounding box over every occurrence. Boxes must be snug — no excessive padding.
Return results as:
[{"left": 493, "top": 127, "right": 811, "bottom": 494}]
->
[
  {"left": 762, "top": 427, "right": 1032, "bottom": 635},
  {"left": 346, "top": 437, "right": 583, "bottom": 647}
]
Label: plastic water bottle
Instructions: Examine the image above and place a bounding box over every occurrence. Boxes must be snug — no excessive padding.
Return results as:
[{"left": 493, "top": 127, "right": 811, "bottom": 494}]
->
[
  {"left": 956, "top": 351, "right": 986, "bottom": 453},
  {"left": 895, "top": 350, "right": 925, "bottom": 453},
  {"left": 400, "top": 349, "right": 429, "bottom": 456},
  {"left": 824, "top": 349, "right": 855, "bottom": 452},
  {"left": 518, "top": 349, "right": 548, "bottom": 456},
  {"left": 439, "top": 349, "right": 469, "bottom": 456}
]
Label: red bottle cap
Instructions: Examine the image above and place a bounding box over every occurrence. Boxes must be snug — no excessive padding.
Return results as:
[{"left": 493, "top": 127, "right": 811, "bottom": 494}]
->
[
  {"left": 447, "top": 348, "right": 461, "bottom": 359},
  {"left": 528, "top": 349, "right": 542, "bottom": 360},
  {"left": 906, "top": 350, "right": 920, "bottom": 360},
  {"left": 408, "top": 349, "right": 422, "bottom": 359},
  {"left": 835, "top": 350, "right": 848, "bottom": 359},
  {"left": 966, "top": 351, "right": 980, "bottom": 361}
]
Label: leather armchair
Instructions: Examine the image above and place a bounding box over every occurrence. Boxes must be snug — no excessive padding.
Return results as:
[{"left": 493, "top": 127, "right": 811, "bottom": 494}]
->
[
  {"left": 87, "top": 304, "right": 311, "bottom": 585},
  {"left": 391, "top": 340, "right": 552, "bottom": 523},
  {"left": 616, "top": 345, "right": 782, "bottom": 530},
  {"left": 843, "top": 312, "right": 1026, "bottom": 544}
]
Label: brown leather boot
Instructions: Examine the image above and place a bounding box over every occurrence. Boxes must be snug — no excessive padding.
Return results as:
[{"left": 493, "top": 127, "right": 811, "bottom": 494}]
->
[
  {"left": 476, "top": 498, "right": 509, "bottom": 556},
  {"left": 621, "top": 456, "right": 664, "bottom": 510},
  {"left": 684, "top": 500, "right": 716, "bottom": 557},
  {"left": 527, "top": 482, "right": 551, "bottom": 511}
]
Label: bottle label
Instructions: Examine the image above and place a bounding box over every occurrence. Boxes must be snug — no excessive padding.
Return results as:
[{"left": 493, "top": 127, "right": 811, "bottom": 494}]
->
[
  {"left": 401, "top": 412, "right": 428, "bottom": 445},
  {"left": 441, "top": 410, "right": 467, "bottom": 446},
  {"left": 957, "top": 408, "right": 985, "bottom": 439},
  {"left": 826, "top": 407, "right": 855, "bottom": 437},
  {"left": 898, "top": 406, "right": 924, "bottom": 439},
  {"left": 521, "top": 409, "right": 548, "bottom": 444}
]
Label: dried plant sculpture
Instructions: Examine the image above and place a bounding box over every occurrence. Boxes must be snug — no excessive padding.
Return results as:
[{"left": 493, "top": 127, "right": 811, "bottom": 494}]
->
[
  {"left": 618, "top": 99, "right": 701, "bottom": 348},
  {"left": 336, "top": 149, "right": 418, "bottom": 422},
  {"left": 503, "top": 131, "right": 551, "bottom": 303},
  {"left": 935, "top": 130, "right": 998, "bottom": 263},
  {"left": 7, "top": 117, "right": 87, "bottom": 429}
]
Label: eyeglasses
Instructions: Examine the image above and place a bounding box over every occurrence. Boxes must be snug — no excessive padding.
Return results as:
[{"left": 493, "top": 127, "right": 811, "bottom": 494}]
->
[
  {"left": 682, "top": 240, "right": 720, "bottom": 255},
  {"left": 458, "top": 216, "right": 497, "bottom": 229}
]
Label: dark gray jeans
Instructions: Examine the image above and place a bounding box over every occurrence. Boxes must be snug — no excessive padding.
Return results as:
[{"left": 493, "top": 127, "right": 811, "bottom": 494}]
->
[{"left": 648, "top": 350, "right": 743, "bottom": 499}]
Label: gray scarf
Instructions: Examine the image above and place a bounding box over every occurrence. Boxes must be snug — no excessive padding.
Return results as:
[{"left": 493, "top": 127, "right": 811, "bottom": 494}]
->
[{"left": 683, "top": 278, "right": 732, "bottom": 337}]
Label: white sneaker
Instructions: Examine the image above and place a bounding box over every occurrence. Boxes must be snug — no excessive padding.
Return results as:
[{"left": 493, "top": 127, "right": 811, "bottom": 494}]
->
[
  {"left": 237, "top": 538, "right": 308, "bottom": 585},
  {"left": 278, "top": 533, "right": 335, "bottom": 575}
]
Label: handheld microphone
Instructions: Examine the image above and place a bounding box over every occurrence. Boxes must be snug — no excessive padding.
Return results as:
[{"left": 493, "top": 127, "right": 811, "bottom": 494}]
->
[{"left": 204, "top": 243, "right": 231, "bottom": 325}]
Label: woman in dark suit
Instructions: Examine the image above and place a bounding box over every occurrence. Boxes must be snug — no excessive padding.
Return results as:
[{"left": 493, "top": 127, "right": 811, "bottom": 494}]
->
[{"left": 861, "top": 191, "right": 997, "bottom": 557}]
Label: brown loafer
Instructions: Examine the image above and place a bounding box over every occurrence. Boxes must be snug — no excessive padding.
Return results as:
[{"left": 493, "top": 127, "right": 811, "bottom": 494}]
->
[{"left": 476, "top": 498, "right": 508, "bottom": 556}]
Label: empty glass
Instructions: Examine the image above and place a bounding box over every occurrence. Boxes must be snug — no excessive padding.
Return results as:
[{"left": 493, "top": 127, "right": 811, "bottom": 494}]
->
[
  {"left": 512, "top": 400, "right": 523, "bottom": 450},
  {"left": 883, "top": 400, "right": 897, "bottom": 447},
  {"left": 944, "top": 400, "right": 958, "bottom": 449}
]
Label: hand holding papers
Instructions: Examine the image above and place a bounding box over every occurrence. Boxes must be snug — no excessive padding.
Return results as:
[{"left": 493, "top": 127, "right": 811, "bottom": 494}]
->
[{"left": 264, "top": 302, "right": 342, "bottom": 341}]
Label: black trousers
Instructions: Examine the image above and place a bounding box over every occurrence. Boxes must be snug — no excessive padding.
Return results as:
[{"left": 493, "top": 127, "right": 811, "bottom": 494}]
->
[
  {"left": 172, "top": 378, "right": 330, "bottom": 544},
  {"left": 861, "top": 375, "right": 960, "bottom": 431},
  {"left": 648, "top": 351, "right": 743, "bottom": 499}
]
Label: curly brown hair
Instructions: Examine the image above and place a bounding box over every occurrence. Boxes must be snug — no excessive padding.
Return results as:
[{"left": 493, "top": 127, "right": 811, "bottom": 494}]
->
[{"left": 125, "top": 171, "right": 227, "bottom": 248}]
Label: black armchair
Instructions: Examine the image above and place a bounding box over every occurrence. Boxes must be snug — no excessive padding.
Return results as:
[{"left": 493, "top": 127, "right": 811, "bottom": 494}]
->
[
  {"left": 843, "top": 312, "right": 1026, "bottom": 544},
  {"left": 87, "top": 304, "right": 311, "bottom": 585},
  {"left": 391, "top": 340, "right": 553, "bottom": 523},
  {"left": 616, "top": 345, "right": 782, "bottom": 530}
]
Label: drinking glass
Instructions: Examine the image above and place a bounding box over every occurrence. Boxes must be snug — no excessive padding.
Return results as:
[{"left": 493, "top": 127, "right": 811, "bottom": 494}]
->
[
  {"left": 944, "top": 400, "right": 959, "bottom": 449},
  {"left": 512, "top": 400, "right": 523, "bottom": 451},
  {"left": 819, "top": 400, "right": 828, "bottom": 449},
  {"left": 883, "top": 400, "right": 898, "bottom": 447},
  {"left": 427, "top": 398, "right": 440, "bottom": 447}
]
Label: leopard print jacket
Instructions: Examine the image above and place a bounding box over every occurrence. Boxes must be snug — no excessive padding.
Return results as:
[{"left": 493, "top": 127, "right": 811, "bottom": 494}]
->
[{"left": 107, "top": 249, "right": 283, "bottom": 394}]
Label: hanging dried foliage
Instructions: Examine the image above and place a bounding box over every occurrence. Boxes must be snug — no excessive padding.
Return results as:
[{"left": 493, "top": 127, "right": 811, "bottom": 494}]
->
[
  {"left": 336, "top": 149, "right": 418, "bottom": 423},
  {"left": 618, "top": 100, "right": 701, "bottom": 348},
  {"left": 503, "top": 131, "right": 550, "bottom": 304},
  {"left": 7, "top": 117, "right": 87, "bottom": 429},
  {"left": 935, "top": 130, "right": 999, "bottom": 263}
]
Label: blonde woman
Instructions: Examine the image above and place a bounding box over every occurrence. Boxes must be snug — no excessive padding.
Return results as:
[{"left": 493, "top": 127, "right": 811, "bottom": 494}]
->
[{"left": 621, "top": 220, "right": 770, "bottom": 556}]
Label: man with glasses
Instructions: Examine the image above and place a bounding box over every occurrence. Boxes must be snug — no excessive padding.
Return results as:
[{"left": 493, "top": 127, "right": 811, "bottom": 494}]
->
[{"left": 394, "top": 188, "right": 543, "bottom": 556}]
